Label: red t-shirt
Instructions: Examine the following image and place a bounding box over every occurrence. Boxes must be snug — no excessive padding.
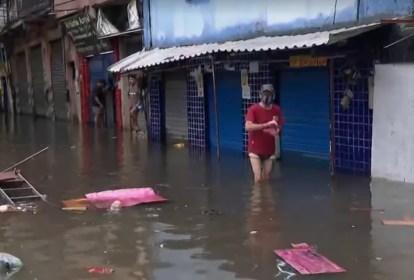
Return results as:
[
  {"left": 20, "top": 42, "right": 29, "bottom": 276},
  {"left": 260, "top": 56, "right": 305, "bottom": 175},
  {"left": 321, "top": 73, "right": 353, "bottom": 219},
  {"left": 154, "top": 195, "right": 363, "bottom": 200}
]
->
[{"left": 245, "top": 104, "right": 284, "bottom": 156}]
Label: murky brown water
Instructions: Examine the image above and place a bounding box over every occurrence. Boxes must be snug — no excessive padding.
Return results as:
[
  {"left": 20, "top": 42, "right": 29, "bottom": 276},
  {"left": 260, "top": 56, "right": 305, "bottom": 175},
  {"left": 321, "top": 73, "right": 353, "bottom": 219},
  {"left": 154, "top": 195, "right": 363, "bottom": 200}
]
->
[{"left": 0, "top": 115, "right": 413, "bottom": 280}]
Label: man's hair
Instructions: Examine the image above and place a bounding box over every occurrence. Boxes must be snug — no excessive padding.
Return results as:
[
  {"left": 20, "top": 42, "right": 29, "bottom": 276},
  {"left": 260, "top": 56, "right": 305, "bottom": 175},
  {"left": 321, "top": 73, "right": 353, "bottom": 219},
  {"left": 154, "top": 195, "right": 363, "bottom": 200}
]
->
[
  {"left": 97, "top": 79, "right": 106, "bottom": 85},
  {"left": 128, "top": 74, "right": 137, "bottom": 79}
]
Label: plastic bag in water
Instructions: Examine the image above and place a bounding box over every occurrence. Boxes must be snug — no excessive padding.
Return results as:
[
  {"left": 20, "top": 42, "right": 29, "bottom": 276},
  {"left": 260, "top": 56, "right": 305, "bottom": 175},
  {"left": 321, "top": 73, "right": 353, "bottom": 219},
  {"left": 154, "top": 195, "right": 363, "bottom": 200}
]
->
[
  {"left": 276, "top": 259, "right": 296, "bottom": 280},
  {"left": 0, "top": 253, "right": 23, "bottom": 279}
]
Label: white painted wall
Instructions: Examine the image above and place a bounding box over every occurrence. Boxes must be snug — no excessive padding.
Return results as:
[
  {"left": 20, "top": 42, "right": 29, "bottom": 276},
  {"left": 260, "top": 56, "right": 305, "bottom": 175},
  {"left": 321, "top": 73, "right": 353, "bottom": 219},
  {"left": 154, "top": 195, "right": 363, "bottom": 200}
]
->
[{"left": 371, "top": 63, "right": 414, "bottom": 183}]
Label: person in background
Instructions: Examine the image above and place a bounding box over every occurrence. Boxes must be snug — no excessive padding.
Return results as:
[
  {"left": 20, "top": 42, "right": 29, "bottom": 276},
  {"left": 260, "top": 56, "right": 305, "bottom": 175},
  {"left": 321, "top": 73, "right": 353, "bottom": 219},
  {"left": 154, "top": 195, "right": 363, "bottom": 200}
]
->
[
  {"left": 245, "top": 84, "right": 284, "bottom": 183},
  {"left": 128, "top": 74, "right": 142, "bottom": 132},
  {"left": 92, "top": 79, "right": 106, "bottom": 127}
]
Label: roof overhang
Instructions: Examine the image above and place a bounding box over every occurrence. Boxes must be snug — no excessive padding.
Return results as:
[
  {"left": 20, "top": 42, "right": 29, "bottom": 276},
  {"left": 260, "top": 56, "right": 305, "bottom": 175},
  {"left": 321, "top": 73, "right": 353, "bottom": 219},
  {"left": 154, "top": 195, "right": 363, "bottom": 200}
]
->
[{"left": 108, "top": 23, "right": 383, "bottom": 74}]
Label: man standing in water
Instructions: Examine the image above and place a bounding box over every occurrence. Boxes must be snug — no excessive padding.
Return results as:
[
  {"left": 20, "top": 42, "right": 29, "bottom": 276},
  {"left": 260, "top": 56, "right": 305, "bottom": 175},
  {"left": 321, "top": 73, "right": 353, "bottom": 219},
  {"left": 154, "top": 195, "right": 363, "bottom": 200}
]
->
[
  {"left": 92, "top": 79, "right": 106, "bottom": 127},
  {"left": 245, "top": 84, "right": 284, "bottom": 183},
  {"left": 128, "top": 74, "right": 143, "bottom": 132}
]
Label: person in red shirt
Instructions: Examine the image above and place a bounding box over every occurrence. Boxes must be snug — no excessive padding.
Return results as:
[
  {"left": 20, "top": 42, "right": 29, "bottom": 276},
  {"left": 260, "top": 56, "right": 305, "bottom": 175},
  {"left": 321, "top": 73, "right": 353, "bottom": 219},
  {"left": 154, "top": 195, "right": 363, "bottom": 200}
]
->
[{"left": 245, "top": 84, "right": 284, "bottom": 183}]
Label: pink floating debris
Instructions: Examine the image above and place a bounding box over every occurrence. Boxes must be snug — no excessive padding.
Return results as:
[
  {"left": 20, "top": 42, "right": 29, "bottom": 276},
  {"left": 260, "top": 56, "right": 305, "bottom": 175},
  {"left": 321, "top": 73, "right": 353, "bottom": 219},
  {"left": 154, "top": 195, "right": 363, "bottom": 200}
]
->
[
  {"left": 275, "top": 243, "right": 346, "bottom": 275},
  {"left": 85, "top": 188, "right": 167, "bottom": 209}
]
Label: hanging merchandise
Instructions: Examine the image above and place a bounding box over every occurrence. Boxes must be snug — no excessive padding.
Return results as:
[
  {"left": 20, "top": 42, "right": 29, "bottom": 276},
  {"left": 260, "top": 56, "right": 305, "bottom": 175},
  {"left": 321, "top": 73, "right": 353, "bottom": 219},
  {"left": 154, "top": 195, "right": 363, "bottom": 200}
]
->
[
  {"left": 127, "top": 0, "right": 140, "bottom": 30},
  {"left": 96, "top": 9, "right": 119, "bottom": 37},
  {"left": 340, "top": 62, "right": 361, "bottom": 110}
]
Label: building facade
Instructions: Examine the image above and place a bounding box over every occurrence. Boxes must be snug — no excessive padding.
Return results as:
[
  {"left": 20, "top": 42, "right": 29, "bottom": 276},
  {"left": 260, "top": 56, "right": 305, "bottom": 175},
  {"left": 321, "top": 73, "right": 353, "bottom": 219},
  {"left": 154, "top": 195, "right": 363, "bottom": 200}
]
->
[
  {"left": 110, "top": 0, "right": 413, "bottom": 176},
  {"left": 0, "top": 0, "right": 144, "bottom": 128}
]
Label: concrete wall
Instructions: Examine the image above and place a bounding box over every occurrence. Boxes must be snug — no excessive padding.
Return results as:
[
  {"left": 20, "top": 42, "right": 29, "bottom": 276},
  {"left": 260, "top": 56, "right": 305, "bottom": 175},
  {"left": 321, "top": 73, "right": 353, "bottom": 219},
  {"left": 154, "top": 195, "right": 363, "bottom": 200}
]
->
[
  {"left": 371, "top": 63, "right": 414, "bottom": 183},
  {"left": 11, "top": 26, "right": 82, "bottom": 122},
  {"left": 144, "top": 0, "right": 413, "bottom": 48}
]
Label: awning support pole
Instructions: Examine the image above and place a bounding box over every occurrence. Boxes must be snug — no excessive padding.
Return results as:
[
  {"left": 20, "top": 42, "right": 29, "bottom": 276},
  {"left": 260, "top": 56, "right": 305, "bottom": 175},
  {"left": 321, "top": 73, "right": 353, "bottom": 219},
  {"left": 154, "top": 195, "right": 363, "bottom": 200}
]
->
[{"left": 211, "top": 56, "right": 220, "bottom": 159}]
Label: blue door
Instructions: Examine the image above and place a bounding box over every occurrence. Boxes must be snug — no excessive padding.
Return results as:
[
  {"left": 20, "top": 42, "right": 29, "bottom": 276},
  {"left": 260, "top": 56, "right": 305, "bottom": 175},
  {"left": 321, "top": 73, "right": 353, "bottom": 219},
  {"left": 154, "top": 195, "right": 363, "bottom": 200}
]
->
[
  {"left": 206, "top": 72, "right": 243, "bottom": 153},
  {"left": 280, "top": 68, "right": 330, "bottom": 158},
  {"left": 88, "top": 53, "right": 114, "bottom": 123}
]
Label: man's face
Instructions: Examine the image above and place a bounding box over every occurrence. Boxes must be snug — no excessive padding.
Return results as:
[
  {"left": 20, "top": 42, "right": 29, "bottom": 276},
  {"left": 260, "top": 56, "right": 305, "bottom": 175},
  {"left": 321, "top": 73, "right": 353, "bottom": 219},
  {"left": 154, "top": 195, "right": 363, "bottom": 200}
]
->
[
  {"left": 97, "top": 81, "right": 104, "bottom": 88},
  {"left": 261, "top": 90, "right": 274, "bottom": 105},
  {"left": 129, "top": 77, "right": 137, "bottom": 86}
]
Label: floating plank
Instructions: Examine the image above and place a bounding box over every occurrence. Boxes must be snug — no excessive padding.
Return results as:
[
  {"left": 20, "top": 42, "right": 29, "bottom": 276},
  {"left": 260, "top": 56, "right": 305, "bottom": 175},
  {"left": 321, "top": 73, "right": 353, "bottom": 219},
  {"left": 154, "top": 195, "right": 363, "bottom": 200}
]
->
[
  {"left": 382, "top": 220, "right": 414, "bottom": 226},
  {"left": 275, "top": 244, "right": 346, "bottom": 275},
  {"left": 0, "top": 172, "right": 19, "bottom": 182},
  {"left": 350, "top": 207, "right": 385, "bottom": 212}
]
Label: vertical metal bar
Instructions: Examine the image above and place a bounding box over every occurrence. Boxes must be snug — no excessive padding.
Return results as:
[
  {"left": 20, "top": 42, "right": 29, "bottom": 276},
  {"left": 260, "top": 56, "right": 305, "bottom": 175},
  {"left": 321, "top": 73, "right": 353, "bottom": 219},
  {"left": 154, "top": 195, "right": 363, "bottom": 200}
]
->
[
  {"left": 329, "top": 59, "right": 336, "bottom": 176},
  {"left": 211, "top": 56, "right": 220, "bottom": 159},
  {"left": 17, "top": 173, "right": 46, "bottom": 201},
  {"left": 0, "top": 187, "right": 15, "bottom": 205}
]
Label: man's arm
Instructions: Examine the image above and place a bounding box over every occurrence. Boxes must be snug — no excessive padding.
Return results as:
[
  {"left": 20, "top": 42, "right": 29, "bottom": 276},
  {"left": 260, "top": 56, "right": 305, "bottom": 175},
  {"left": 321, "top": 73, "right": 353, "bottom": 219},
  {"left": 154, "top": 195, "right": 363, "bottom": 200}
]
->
[
  {"left": 245, "top": 106, "right": 276, "bottom": 132},
  {"left": 245, "top": 121, "right": 267, "bottom": 132}
]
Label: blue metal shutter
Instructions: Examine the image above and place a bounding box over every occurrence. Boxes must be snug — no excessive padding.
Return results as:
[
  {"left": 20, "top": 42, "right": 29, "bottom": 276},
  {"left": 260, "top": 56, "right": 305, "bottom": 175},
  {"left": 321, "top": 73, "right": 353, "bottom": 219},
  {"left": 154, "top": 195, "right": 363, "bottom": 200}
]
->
[
  {"left": 280, "top": 68, "right": 330, "bottom": 158},
  {"left": 30, "top": 45, "right": 46, "bottom": 116},
  {"left": 207, "top": 72, "right": 243, "bottom": 152}
]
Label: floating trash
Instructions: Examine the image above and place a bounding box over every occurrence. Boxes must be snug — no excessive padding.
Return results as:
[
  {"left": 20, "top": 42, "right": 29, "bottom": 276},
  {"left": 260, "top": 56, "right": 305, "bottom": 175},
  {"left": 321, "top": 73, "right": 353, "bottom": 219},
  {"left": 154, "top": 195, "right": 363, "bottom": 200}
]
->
[
  {"left": 0, "top": 253, "right": 23, "bottom": 279},
  {"left": 275, "top": 259, "right": 296, "bottom": 279}
]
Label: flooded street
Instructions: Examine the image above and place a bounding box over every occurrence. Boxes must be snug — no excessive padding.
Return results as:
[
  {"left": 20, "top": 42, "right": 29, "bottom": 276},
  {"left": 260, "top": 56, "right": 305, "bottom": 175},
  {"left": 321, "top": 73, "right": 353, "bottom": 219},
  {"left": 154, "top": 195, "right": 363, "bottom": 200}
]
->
[{"left": 0, "top": 115, "right": 414, "bottom": 280}]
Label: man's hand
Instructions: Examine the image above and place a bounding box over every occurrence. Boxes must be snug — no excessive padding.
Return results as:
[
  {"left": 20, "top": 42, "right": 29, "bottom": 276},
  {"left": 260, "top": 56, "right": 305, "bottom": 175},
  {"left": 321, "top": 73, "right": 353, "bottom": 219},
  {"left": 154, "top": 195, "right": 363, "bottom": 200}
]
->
[{"left": 264, "top": 119, "right": 278, "bottom": 128}]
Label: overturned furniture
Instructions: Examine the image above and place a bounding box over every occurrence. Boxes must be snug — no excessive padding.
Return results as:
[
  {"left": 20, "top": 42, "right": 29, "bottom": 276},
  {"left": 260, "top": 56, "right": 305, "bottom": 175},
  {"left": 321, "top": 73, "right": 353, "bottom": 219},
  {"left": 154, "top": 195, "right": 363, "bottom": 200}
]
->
[{"left": 0, "top": 170, "right": 45, "bottom": 205}]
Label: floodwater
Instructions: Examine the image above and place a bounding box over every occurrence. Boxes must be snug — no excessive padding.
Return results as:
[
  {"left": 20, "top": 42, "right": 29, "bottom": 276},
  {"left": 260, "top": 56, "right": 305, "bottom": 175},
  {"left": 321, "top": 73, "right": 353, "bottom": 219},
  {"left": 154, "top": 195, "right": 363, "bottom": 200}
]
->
[{"left": 0, "top": 115, "right": 414, "bottom": 280}]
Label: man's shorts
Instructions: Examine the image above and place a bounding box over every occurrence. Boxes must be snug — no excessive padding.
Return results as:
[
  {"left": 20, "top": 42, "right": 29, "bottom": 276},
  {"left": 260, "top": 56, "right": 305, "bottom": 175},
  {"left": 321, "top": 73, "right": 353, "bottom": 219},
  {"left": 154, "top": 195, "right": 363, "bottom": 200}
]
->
[
  {"left": 249, "top": 153, "right": 276, "bottom": 161},
  {"left": 130, "top": 103, "right": 143, "bottom": 112},
  {"left": 92, "top": 106, "right": 103, "bottom": 115}
]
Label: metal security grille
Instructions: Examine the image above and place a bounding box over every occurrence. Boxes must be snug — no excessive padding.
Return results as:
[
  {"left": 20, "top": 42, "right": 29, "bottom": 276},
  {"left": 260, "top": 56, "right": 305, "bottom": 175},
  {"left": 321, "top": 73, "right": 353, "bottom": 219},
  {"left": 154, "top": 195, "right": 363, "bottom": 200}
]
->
[
  {"left": 15, "top": 52, "right": 30, "bottom": 114},
  {"left": 50, "top": 39, "right": 67, "bottom": 119},
  {"left": 30, "top": 45, "right": 46, "bottom": 116},
  {"left": 164, "top": 71, "right": 188, "bottom": 140}
]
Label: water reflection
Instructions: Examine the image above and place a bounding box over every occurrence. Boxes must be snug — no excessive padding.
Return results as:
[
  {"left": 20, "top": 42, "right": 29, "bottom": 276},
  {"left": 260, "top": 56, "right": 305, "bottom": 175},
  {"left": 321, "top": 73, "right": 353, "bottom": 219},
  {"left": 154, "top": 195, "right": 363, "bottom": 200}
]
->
[{"left": 0, "top": 115, "right": 406, "bottom": 280}]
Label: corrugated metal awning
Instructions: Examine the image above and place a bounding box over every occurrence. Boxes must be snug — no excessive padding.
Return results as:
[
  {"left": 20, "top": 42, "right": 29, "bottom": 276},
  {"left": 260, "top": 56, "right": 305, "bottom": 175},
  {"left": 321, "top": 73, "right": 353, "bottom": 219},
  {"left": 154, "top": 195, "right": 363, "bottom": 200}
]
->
[{"left": 108, "top": 23, "right": 381, "bottom": 73}]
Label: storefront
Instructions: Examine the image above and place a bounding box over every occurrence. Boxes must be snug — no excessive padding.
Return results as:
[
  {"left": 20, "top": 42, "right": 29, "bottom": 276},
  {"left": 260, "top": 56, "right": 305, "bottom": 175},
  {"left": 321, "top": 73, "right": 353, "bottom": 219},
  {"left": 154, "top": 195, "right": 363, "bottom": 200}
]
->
[
  {"left": 61, "top": 12, "right": 113, "bottom": 124},
  {"left": 87, "top": 52, "right": 115, "bottom": 124},
  {"left": 279, "top": 67, "right": 330, "bottom": 158},
  {"left": 30, "top": 44, "right": 47, "bottom": 117},
  {"left": 163, "top": 71, "right": 188, "bottom": 141},
  {"left": 50, "top": 39, "right": 67, "bottom": 120}
]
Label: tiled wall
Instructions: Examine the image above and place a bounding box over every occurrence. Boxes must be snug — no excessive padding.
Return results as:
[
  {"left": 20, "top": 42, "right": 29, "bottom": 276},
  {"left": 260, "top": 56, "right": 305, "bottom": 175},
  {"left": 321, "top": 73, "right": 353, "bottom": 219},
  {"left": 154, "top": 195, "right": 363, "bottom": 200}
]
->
[
  {"left": 186, "top": 55, "right": 272, "bottom": 152},
  {"left": 333, "top": 58, "right": 373, "bottom": 175},
  {"left": 187, "top": 57, "right": 210, "bottom": 148},
  {"left": 148, "top": 74, "right": 163, "bottom": 141}
]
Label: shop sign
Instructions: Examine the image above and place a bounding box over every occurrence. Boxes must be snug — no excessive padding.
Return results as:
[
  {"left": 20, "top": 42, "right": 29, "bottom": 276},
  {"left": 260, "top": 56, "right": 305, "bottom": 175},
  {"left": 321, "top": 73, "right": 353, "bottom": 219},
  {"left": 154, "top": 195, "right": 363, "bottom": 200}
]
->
[
  {"left": 289, "top": 55, "right": 328, "bottom": 68},
  {"left": 61, "top": 13, "right": 112, "bottom": 56}
]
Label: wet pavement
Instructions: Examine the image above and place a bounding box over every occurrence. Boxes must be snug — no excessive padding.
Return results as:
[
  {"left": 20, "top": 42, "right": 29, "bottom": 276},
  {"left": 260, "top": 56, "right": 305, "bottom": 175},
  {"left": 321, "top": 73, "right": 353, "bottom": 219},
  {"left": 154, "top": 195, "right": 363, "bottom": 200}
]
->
[{"left": 0, "top": 115, "right": 414, "bottom": 280}]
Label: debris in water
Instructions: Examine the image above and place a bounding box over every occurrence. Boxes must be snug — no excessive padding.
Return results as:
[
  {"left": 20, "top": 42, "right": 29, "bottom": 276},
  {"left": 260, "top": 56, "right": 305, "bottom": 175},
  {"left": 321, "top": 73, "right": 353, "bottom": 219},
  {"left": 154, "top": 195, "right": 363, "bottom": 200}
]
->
[
  {"left": 274, "top": 243, "right": 346, "bottom": 275},
  {"left": 173, "top": 143, "right": 185, "bottom": 148},
  {"left": 0, "top": 252, "right": 23, "bottom": 279},
  {"left": 250, "top": 231, "right": 258, "bottom": 235},
  {"left": 62, "top": 188, "right": 167, "bottom": 210},
  {"left": 85, "top": 266, "right": 114, "bottom": 274},
  {"left": 275, "top": 259, "right": 296, "bottom": 279},
  {"left": 382, "top": 219, "right": 414, "bottom": 226},
  {"left": 62, "top": 207, "right": 87, "bottom": 212},
  {"left": 376, "top": 257, "right": 383, "bottom": 261},
  {"left": 201, "top": 209, "right": 222, "bottom": 216},
  {"left": 350, "top": 207, "right": 385, "bottom": 212}
]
